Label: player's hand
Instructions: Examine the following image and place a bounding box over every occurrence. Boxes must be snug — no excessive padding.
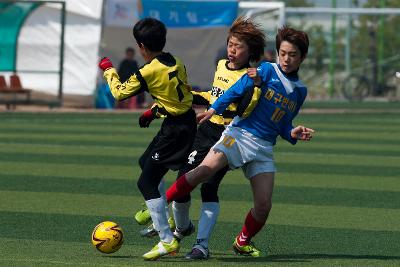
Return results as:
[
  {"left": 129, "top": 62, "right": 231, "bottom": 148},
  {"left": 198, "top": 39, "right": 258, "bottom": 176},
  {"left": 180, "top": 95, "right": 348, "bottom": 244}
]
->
[
  {"left": 291, "top": 125, "right": 315, "bottom": 141},
  {"left": 197, "top": 108, "right": 215, "bottom": 124},
  {"left": 247, "top": 67, "right": 262, "bottom": 87},
  {"left": 139, "top": 109, "right": 155, "bottom": 128},
  {"left": 98, "top": 57, "right": 113, "bottom": 71}
]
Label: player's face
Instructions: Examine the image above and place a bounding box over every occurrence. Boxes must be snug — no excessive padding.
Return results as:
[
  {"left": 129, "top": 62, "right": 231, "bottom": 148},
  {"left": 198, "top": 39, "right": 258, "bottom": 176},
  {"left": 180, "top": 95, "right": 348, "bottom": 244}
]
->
[
  {"left": 227, "top": 36, "right": 250, "bottom": 69},
  {"left": 278, "top": 41, "right": 304, "bottom": 74}
]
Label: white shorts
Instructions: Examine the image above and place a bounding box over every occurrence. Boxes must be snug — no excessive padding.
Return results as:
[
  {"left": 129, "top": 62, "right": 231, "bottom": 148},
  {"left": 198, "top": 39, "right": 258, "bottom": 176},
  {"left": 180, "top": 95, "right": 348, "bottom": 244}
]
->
[{"left": 212, "top": 125, "right": 276, "bottom": 179}]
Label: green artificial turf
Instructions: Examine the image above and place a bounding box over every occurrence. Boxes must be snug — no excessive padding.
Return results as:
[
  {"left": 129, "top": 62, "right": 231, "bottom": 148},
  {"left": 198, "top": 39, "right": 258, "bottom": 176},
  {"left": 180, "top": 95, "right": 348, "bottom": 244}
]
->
[{"left": 0, "top": 105, "right": 399, "bottom": 266}]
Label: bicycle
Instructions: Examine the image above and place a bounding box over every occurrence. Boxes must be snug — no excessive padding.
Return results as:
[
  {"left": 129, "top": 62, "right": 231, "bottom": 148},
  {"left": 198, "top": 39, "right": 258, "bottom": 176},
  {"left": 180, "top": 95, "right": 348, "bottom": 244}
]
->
[
  {"left": 341, "top": 73, "right": 371, "bottom": 101},
  {"left": 341, "top": 57, "right": 399, "bottom": 102}
]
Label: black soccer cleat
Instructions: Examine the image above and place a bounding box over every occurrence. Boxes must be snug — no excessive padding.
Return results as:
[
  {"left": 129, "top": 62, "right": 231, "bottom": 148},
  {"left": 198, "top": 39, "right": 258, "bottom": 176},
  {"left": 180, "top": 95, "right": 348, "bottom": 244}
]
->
[
  {"left": 185, "top": 244, "right": 209, "bottom": 260},
  {"left": 173, "top": 221, "right": 195, "bottom": 241}
]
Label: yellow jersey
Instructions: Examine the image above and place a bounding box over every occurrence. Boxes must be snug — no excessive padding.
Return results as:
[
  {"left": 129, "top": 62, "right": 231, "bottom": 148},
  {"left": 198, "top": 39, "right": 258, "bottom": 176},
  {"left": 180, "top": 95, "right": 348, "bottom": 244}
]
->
[
  {"left": 104, "top": 52, "right": 192, "bottom": 116},
  {"left": 192, "top": 59, "right": 248, "bottom": 125}
]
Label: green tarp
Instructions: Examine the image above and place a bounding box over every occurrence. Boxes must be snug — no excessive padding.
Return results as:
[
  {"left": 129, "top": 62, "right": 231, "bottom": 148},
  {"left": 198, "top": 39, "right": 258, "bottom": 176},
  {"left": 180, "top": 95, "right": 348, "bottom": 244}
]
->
[{"left": 0, "top": 2, "right": 40, "bottom": 71}]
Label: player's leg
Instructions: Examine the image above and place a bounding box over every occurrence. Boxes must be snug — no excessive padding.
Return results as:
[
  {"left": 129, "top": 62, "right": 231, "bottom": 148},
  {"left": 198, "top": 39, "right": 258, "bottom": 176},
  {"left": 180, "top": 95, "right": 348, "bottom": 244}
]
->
[
  {"left": 171, "top": 123, "right": 220, "bottom": 237},
  {"left": 233, "top": 172, "right": 274, "bottom": 257},
  {"left": 135, "top": 135, "right": 160, "bottom": 226},
  {"left": 172, "top": 166, "right": 194, "bottom": 238},
  {"left": 166, "top": 148, "right": 228, "bottom": 203},
  {"left": 138, "top": 132, "right": 209, "bottom": 238},
  {"left": 158, "top": 178, "right": 174, "bottom": 228},
  {"left": 138, "top": 167, "right": 196, "bottom": 240},
  {"left": 135, "top": 133, "right": 171, "bottom": 227},
  {"left": 141, "top": 110, "right": 197, "bottom": 260},
  {"left": 185, "top": 166, "right": 228, "bottom": 260},
  {"left": 137, "top": 161, "right": 179, "bottom": 260},
  {"left": 136, "top": 111, "right": 198, "bottom": 239},
  {"left": 138, "top": 178, "right": 176, "bottom": 238}
]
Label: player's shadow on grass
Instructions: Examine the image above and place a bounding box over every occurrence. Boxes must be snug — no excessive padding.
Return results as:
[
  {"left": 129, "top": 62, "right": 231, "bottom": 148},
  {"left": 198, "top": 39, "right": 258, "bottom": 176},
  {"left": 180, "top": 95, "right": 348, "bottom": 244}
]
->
[{"left": 216, "top": 253, "right": 400, "bottom": 263}]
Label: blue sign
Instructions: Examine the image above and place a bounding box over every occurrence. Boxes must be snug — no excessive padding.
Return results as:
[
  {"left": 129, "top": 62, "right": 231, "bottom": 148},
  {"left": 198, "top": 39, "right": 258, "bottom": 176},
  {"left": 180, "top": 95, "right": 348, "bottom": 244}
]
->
[{"left": 141, "top": 0, "right": 238, "bottom": 28}]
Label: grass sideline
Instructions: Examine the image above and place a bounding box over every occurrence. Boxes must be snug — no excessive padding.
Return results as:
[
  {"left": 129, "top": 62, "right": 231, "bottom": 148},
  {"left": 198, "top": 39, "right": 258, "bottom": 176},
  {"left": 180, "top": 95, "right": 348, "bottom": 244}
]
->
[{"left": 0, "top": 106, "right": 399, "bottom": 266}]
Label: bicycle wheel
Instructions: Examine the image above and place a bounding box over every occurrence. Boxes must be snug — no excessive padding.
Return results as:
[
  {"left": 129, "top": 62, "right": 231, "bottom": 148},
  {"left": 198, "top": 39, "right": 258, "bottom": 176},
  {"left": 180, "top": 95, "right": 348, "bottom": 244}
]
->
[{"left": 341, "top": 74, "right": 371, "bottom": 101}]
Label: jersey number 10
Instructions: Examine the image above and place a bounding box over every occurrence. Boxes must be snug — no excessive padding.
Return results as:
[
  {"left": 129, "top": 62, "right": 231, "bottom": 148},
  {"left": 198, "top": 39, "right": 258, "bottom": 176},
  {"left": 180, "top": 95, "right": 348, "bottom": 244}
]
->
[{"left": 271, "top": 107, "right": 286, "bottom": 123}]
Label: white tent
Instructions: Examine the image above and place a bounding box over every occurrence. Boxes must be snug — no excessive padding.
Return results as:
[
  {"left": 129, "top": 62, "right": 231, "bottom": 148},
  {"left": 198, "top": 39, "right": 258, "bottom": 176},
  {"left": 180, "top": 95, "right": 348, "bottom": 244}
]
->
[{"left": 15, "top": 0, "right": 103, "bottom": 96}]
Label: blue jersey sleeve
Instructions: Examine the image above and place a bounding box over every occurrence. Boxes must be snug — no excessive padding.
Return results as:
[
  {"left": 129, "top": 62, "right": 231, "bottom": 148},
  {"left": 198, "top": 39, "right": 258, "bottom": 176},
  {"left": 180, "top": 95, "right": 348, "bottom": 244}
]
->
[
  {"left": 257, "top": 62, "right": 272, "bottom": 84},
  {"left": 210, "top": 73, "right": 254, "bottom": 114},
  {"left": 211, "top": 63, "right": 273, "bottom": 114},
  {"left": 279, "top": 87, "right": 308, "bottom": 145},
  {"left": 281, "top": 123, "right": 296, "bottom": 145}
]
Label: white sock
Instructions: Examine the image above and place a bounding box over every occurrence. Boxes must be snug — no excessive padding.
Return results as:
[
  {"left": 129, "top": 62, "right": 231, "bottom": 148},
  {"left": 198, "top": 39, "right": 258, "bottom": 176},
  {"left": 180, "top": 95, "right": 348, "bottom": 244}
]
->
[
  {"left": 196, "top": 202, "right": 220, "bottom": 248},
  {"left": 158, "top": 178, "right": 170, "bottom": 220},
  {"left": 145, "top": 197, "right": 173, "bottom": 243},
  {"left": 172, "top": 201, "right": 191, "bottom": 231}
]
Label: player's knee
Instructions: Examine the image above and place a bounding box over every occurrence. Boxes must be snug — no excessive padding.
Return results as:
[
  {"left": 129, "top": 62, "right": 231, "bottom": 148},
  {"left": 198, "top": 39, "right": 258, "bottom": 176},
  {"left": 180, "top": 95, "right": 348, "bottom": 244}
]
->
[
  {"left": 200, "top": 183, "right": 219, "bottom": 202},
  {"left": 136, "top": 178, "right": 147, "bottom": 196},
  {"left": 137, "top": 177, "right": 159, "bottom": 200},
  {"left": 195, "top": 165, "right": 214, "bottom": 181},
  {"left": 178, "top": 163, "right": 196, "bottom": 178},
  {"left": 175, "top": 194, "right": 191, "bottom": 203}
]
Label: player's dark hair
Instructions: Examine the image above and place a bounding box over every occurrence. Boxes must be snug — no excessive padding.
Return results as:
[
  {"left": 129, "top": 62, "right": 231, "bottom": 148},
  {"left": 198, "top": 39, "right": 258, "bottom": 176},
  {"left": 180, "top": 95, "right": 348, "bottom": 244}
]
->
[
  {"left": 133, "top": 18, "right": 167, "bottom": 52},
  {"left": 276, "top": 26, "right": 309, "bottom": 58},
  {"left": 227, "top": 16, "right": 266, "bottom": 62}
]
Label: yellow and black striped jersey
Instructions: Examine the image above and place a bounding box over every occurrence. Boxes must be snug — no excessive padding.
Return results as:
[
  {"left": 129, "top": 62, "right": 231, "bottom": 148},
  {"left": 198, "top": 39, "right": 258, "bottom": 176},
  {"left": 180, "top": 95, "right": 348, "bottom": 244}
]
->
[
  {"left": 104, "top": 52, "right": 192, "bottom": 116},
  {"left": 192, "top": 59, "right": 248, "bottom": 125}
]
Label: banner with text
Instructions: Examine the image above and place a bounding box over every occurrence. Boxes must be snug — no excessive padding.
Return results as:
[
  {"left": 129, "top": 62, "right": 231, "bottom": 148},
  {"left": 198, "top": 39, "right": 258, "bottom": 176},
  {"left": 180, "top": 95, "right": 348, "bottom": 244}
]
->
[{"left": 141, "top": 0, "right": 238, "bottom": 28}]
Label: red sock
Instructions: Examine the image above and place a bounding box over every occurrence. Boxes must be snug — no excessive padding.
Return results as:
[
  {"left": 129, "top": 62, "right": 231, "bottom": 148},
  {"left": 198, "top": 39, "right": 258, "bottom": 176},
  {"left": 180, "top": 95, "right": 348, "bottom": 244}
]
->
[
  {"left": 166, "top": 174, "right": 194, "bottom": 203},
  {"left": 236, "top": 210, "right": 265, "bottom": 246}
]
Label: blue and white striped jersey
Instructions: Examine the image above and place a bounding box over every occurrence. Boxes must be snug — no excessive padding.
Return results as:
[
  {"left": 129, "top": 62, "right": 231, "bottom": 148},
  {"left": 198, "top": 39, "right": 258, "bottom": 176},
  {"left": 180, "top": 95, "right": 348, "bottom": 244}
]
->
[{"left": 210, "top": 62, "right": 307, "bottom": 145}]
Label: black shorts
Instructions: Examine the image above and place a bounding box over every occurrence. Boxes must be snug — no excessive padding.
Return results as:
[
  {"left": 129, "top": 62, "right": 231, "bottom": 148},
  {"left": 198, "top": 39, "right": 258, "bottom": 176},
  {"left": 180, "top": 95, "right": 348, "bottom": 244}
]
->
[
  {"left": 139, "top": 109, "right": 197, "bottom": 171},
  {"left": 174, "top": 120, "right": 228, "bottom": 203},
  {"left": 181, "top": 120, "right": 225, "bottom": 170}
]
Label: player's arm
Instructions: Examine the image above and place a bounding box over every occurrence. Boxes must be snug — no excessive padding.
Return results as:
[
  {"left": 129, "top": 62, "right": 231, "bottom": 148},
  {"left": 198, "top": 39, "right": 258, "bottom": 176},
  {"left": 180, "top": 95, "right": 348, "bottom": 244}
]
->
[
  {"left": 279, "top": 88, "right": 310, "bottom": 144},
  {"left": 138, "top": 104, "right": 166, "bottom": 128},
  {"left": 191, "top": 90, "right": 211, "bottom": 106},
  {"left": 234, "top": 64, "right": 272, "bottom": 117},
  {"left": 99, "top": 57, "right": 145, "bottom": 101},
  {"left": 283, "top": 120, "right": 314, "bottom": 143},
  {"left": 104, "top": 69, "right": 146, "bottom": 101},
  {"left": 212, "top": 74, "right": 254, "bottom": 114},
  {"left": 234, "top": 85, "right": 262, "bottom": 118},
  {"left": 197, "top": 74, "right": 254, "bottom": 123}
]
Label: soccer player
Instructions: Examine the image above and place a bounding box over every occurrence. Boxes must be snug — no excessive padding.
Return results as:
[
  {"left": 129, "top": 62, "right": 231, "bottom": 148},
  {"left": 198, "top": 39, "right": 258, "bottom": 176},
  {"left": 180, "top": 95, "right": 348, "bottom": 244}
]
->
[
  {"left": 164, "top": 26, "right": 315, "bottom": 257},
  {"left": 98, "top": 18, "right": 197, "bottom": 260},
  {"left": 172, "top": 17, "right": 266, "bottom": 260},
  {"left": 135, "top": 16, "right": 266, "bottom": 260}
]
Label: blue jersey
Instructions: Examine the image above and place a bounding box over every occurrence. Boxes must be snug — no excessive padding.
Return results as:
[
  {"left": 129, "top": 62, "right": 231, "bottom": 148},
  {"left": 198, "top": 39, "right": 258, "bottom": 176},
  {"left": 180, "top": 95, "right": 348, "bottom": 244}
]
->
[{"left": 210, "top": 62, "right": 307, "bottom": 145}]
